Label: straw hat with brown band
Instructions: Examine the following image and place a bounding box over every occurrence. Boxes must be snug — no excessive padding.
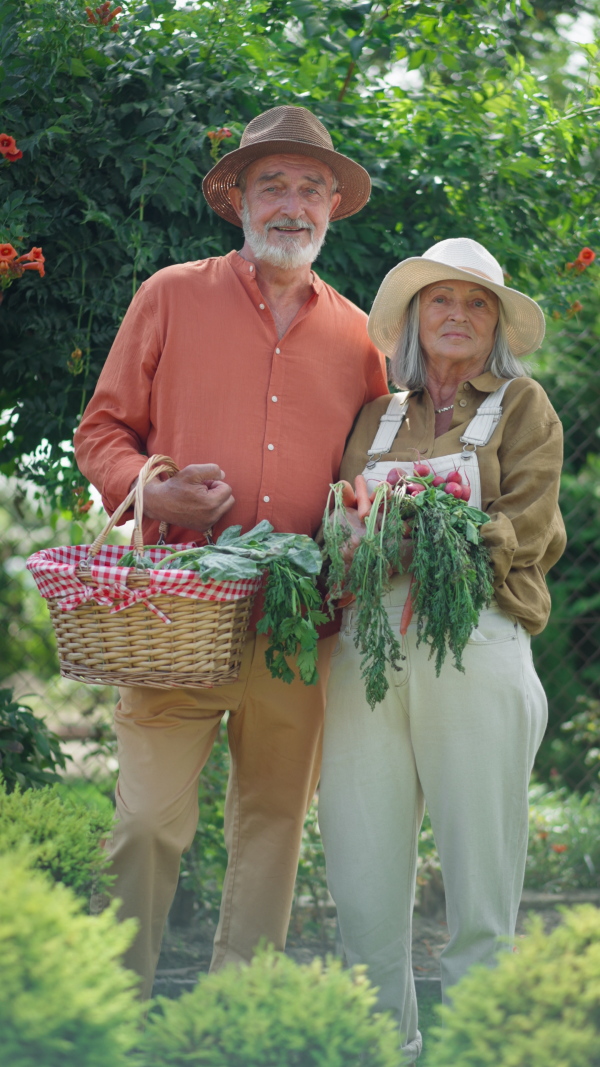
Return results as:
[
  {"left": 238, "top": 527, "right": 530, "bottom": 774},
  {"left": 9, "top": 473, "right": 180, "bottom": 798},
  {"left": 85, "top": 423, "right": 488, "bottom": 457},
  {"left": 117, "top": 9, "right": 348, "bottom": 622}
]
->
[
  {"left": 368, "top": 238, "right": 546, "bottom": 359},
  {"left": 202, "top": 105, "right": 371, "bottom": 227}
]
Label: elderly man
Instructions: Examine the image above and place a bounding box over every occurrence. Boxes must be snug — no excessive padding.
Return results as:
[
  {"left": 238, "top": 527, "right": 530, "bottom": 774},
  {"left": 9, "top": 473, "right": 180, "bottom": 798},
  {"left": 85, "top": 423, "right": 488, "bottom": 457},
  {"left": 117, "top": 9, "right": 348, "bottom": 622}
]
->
[{"left": 74, "top": 105, "right": 388, "bottom": 998}]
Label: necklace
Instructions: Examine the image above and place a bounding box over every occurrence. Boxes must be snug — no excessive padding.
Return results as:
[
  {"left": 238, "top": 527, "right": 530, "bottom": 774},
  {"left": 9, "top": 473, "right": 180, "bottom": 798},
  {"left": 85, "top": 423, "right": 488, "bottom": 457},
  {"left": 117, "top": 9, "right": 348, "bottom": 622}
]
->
[{"left": 434, "top": 404, "right": 454, "bottom": 414}]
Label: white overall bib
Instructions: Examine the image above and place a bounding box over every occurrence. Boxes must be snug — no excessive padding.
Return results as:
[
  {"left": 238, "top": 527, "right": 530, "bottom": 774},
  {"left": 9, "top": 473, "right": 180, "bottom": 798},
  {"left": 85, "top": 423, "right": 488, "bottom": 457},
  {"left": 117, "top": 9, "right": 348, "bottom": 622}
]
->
[{"left": 318, "top": 384, "right": 548, "bottom": 1063}]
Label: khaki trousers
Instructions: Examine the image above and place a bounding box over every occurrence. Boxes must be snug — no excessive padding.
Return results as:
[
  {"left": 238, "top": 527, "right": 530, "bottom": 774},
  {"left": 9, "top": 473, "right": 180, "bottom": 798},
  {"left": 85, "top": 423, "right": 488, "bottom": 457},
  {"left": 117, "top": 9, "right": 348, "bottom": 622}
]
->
[
  {"left": 111, "top": 631, "right": 336, "bottom": 999},
  {"left": 318, "top": 576, "right": 548, "bottom": 1062}
]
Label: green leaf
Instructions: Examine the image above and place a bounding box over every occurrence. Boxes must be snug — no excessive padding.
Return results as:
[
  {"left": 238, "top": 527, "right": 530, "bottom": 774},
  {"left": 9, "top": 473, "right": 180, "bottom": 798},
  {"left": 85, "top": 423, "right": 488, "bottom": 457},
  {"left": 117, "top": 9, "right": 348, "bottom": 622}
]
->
[{"left": 70, "top": 58, "right": 91, "bottom": 78}]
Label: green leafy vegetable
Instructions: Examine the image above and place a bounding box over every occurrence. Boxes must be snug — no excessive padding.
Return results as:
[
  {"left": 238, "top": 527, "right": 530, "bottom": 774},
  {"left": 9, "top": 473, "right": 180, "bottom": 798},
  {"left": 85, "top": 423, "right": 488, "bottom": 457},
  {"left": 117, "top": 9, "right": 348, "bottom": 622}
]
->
[
  {"left": 410, "top": 488, "right": 494, "bottom": 675},
  {"left": 344, "top": 483, "right": 405, "bottom": 709},
  {"left": 256, "top": 560, "right": 328, "bottom": 686}
]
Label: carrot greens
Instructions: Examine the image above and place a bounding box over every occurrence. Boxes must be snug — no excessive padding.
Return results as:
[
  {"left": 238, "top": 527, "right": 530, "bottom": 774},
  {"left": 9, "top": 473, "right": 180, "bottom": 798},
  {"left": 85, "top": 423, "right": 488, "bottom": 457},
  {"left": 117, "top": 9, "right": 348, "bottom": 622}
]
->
[{"left": 322, "top": 470, "right": 494, "bottom": 708}]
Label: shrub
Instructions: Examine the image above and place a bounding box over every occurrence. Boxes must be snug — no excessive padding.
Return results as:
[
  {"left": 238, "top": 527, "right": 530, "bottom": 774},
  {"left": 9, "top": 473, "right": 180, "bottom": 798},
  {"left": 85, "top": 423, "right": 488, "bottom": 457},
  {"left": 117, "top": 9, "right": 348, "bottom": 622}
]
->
[
  {"left": 139, "top": 948, "right": 400, "bottom": 1066},
  {"left": 526, "top": 783, "right": 600, "bottom": 891},
  {"left": 0, "top": 852, "right": 141, "bottom": 1067},
  {"left": 426, "top": 905, "right": 600, "bottom": 1067},
  {"left": 0, "top": 778, "right": 113, "bottom": 897},
  {"left": 0, "top": 687, "right": 69, "bottom": 790}
]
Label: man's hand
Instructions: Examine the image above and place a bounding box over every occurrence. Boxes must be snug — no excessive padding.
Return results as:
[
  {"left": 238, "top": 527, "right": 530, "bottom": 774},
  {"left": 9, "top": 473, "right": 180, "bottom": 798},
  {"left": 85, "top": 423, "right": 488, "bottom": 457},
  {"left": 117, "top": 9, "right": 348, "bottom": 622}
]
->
[{"left": 138, "top": 464, "right": 235, "bottom": 533}]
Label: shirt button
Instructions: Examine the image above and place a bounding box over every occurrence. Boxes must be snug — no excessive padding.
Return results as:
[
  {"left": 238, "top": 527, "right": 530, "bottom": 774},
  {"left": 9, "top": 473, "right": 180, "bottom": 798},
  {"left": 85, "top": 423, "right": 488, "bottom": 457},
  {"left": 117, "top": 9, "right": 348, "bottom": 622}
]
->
[
  {"left": 459, "top": 399, "right": 468, "bottom": 407},
  {"left": 275, "top": 347, "right": 281, "bottom": 354},
  {"left": 259, "top": 303, "right": 265, "bottom": 309},
  {"left": 263, "top": 495, "right": 270, "bottom": 503},
  {"left": 267, "top": 444, "right": 274, "bottom": 451},
  {"left": 463, "top": 382, "right": 470, "bottom": 390},
  {"left": 271, "top": 396, "right": 278, "bottom": 402}
]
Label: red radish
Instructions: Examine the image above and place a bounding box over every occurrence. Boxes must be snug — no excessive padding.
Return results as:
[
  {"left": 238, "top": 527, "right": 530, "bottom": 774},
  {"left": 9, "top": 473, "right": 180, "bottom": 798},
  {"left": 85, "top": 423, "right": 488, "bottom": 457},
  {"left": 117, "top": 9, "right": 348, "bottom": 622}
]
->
[
  {"left": 432, "top": 475, "right": 446, "bottom": 488},
  {"left": 444, "top": 482, "right": 463, "bottom": 498},
  {"left": 413, "top": 462, "right": 431, "bottom": 477},
  {"left": 407, "top": 483, "right": 426, "bottom": 495},
  {"left": 446, "top": 470, "right": 462, "bottom": 485},
  {"left": 460, "top": 484, "right": 472, "bottom": 501},
  {"left": 354, "top": 475, "right": 372, "bottom": 521},
  {"left": 386, "top": 467, "right": 403, "bottom": 486}
]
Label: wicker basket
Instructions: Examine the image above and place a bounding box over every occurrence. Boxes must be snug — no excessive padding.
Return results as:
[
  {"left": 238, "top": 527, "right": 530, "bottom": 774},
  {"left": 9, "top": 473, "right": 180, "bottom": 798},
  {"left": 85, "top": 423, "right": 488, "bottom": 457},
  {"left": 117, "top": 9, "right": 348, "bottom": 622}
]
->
[{"left": 28, "top": 455, "right": 260, "bottom": 689}]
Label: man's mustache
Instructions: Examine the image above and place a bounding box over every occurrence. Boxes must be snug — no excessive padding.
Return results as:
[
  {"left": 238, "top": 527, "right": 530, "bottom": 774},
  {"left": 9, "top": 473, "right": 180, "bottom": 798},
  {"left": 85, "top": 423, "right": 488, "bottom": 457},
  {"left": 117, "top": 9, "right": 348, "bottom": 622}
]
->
[{"left": 264, "top": 218, "right": 315, "bottom": 233}]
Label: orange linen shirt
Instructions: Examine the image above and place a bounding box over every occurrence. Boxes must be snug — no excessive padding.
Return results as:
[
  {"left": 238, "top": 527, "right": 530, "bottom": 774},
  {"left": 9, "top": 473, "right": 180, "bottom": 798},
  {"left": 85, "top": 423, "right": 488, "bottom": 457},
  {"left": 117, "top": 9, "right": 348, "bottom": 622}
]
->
[{"left": 74, "top": 250, "right": 388, "bottom": 548}]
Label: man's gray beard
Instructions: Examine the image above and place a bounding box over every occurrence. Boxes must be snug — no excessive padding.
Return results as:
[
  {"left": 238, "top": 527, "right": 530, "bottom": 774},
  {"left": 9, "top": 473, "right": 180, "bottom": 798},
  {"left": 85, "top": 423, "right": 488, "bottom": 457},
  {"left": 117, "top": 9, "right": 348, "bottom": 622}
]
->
[{"left": 241, "top": 201, "right": 328, "bottom": 268}]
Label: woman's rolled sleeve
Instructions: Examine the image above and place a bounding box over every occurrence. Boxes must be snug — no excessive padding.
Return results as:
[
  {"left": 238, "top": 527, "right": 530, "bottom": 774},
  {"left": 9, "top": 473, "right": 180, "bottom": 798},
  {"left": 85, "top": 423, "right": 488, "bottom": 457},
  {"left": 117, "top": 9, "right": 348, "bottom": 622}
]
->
[{"left": 481, "top": 415, "right": 567, "bottom": 632}]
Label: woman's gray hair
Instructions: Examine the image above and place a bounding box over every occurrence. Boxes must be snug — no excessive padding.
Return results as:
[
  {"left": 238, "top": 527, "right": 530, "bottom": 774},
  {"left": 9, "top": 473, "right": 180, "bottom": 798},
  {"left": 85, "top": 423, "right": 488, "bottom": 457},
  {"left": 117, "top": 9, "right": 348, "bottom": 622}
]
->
[{"left": 389, "top": 292, "right": 528, "bottom": 390}]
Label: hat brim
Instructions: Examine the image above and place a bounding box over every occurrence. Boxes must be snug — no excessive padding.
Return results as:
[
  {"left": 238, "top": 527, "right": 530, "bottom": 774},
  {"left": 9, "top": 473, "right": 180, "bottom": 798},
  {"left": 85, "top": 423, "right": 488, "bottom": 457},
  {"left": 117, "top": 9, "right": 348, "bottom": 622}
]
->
[
  {"left": 202, "top": 140, "right": 371, "bottom": 226},
  {"left": 368, "top": 259, "right": 546, "bottom": 359}
]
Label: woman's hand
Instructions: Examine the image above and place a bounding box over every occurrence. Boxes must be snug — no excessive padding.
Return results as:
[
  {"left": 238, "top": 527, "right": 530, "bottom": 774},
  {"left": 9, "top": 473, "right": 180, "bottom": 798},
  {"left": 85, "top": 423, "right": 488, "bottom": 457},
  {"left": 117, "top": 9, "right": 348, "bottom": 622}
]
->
[{"left": 339, "top": 505, "right": 367, "bottom": 564}]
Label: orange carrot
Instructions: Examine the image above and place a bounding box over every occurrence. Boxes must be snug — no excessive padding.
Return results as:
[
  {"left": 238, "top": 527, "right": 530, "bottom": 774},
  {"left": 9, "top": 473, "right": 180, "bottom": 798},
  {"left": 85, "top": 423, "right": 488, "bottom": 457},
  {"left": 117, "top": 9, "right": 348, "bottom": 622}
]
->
[
  {"left": 354, "top": 474, "right": 372, "bottom": 521},
  {"left": 340, "top": 479, "right": 357, "bottom": 508},
  {"left": 400, "top": 575, "right": 415, "bottom": 636}
]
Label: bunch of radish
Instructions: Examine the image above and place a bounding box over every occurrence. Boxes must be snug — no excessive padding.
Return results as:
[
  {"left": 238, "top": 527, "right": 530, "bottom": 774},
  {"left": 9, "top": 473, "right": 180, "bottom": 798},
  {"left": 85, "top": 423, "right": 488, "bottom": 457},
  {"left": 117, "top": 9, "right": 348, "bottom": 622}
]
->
[
  {"left": 387, "top": 462, "right": 471, "bottom": 501},
  {"left": 322, "top": 461, "right": 494, "bottom": 708}
]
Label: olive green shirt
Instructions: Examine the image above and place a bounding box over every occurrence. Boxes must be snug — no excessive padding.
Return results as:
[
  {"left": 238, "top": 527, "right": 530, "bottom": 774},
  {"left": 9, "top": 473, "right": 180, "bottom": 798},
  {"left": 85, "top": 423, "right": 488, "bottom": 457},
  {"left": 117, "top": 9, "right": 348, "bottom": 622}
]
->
[{"left": 340, "top": 372, "right": 566, "bottom": 635}]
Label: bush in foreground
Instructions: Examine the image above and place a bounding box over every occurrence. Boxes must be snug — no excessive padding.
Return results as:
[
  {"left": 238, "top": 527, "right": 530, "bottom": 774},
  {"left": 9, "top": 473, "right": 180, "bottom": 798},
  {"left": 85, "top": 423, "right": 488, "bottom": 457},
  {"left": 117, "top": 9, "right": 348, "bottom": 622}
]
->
[
  {"left": 0, "top": 852, "right": 141, "bottom": 1067},
  {"left": 139, "top": 949, "right": 399, "bottom": 1067},
  {"left": 427, "top": 905, "right": 600, "bottom": 1067},
  {"left": 0, "top": 779, "right": 113, "bottom": 897}
]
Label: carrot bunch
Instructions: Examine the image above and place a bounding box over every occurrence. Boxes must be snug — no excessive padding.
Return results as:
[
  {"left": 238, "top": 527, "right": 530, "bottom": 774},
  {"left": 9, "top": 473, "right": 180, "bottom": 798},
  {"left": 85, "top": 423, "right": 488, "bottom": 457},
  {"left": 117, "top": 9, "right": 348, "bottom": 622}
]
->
[{"left": 322, "top": 463, "right": 494, "bottom": 707}]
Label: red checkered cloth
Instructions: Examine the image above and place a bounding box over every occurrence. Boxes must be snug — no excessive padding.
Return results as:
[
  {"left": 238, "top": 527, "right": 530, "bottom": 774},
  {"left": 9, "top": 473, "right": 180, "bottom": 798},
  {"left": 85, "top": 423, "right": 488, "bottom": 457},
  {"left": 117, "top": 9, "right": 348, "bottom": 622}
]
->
[{"left": 27, "top": 544, "right": 264, "bottom": 624}]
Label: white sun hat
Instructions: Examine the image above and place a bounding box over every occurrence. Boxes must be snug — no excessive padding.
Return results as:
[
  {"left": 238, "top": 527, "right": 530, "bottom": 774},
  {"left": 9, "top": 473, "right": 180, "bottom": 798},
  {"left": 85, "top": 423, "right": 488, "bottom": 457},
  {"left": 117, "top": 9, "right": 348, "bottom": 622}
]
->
[{"left": 368, "top": 237, "right": 546, "bottom": 358}]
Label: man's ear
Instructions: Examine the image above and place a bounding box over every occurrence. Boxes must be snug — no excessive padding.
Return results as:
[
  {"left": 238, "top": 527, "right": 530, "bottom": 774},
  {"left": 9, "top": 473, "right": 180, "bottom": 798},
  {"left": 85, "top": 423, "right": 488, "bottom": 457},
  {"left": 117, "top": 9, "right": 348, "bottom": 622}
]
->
[
  {"left": 328, "top": 191, "right": 342, "bottom": 218},
  {"left": 228, "top": 185, "right": 244, "bottom": 221}
]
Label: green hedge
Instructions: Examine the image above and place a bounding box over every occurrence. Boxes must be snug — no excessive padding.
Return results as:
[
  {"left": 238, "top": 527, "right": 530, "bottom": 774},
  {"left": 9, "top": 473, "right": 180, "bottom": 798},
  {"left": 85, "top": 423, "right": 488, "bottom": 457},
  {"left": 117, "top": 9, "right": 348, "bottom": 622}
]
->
[
  {"left": 0, "top": 778, "right": 113, "bottom": 897},
  {"left": 139, "top": 949, "right": 400, "bottom": 1066},
  {"left": 427, "top": 905, "right": 600, "bottom": 1067},
  {"left": 0, "top": 852, "right": 141, "bottom": 1067}
]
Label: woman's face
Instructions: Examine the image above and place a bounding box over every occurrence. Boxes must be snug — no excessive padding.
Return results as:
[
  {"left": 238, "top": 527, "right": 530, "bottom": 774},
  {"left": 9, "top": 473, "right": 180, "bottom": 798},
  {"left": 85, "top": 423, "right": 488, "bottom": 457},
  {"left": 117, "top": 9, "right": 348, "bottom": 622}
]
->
[{"left": 419, "top": 279, "right": 499, "bottom": 371}]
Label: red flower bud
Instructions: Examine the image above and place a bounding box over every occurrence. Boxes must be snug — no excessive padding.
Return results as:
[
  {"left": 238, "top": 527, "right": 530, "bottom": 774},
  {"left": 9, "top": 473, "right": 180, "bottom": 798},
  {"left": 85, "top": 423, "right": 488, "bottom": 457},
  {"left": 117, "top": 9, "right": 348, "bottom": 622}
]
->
[
  {"left": 22, "top": 261, "right": 45, "bottom": 277},
  {"left": 18, "top": 246, "right": 45, "bottom": 264},
  {"left": 576, "top": 247, "right": 595, "bottom": 266},
  {"left": 0, "top": 134, "right": 17, "bottom": 154}
]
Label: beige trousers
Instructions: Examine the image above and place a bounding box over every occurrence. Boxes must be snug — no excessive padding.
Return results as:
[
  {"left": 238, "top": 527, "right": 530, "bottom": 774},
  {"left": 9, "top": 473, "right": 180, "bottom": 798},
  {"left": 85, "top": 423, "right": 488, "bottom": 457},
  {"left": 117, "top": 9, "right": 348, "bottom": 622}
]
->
[
  {"left": 318, "top": 576, "right": 547, "bottom": 1062},
  {"left": 111, "top": 631, "right": 336, "bottom": 999}
]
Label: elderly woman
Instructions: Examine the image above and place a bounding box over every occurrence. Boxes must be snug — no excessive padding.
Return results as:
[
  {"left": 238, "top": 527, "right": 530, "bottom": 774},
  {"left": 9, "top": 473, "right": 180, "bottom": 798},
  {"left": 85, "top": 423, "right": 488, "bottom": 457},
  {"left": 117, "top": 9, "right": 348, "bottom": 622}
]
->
[{"left": 318, "top": 238, "right": 566, "bottom": 1062}]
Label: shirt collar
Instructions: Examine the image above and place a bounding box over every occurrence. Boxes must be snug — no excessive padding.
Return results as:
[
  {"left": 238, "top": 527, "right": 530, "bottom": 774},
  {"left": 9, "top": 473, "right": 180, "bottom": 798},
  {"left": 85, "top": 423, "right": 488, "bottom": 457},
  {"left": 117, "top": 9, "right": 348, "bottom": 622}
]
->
[
  {"left": 228, "top": 249, "right": 322, "bottom": 294},
  {"left": 408, "top": 370, "right": 512, "bottom": 400},
  {"left": 468, "top": 371, "right": 513, "bottom": 393}
]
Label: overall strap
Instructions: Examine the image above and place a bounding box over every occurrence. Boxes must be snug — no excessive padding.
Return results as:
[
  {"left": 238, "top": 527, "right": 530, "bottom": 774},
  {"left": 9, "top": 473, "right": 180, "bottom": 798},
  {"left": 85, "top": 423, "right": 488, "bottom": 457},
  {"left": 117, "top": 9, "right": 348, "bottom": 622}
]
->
[
  {"left": 460, "top": 379, "right": 514, "bottom": 449},
  {"left": 367, "top": 392, "right": 410, "bottom": 457}
]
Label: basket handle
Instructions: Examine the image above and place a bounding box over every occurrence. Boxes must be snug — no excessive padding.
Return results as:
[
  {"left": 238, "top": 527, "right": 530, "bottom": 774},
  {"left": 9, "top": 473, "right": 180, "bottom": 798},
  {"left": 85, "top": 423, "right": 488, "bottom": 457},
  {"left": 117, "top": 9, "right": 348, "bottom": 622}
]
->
[{"left": 86, "top": 454, "right": 180, "bottom": 562}]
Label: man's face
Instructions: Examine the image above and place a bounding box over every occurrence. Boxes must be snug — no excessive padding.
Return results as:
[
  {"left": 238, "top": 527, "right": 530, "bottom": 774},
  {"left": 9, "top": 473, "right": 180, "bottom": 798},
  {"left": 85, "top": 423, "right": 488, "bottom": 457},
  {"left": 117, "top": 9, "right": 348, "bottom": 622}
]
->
[{"left": 229, "top": 154, "right": 341, "bottom": 268}]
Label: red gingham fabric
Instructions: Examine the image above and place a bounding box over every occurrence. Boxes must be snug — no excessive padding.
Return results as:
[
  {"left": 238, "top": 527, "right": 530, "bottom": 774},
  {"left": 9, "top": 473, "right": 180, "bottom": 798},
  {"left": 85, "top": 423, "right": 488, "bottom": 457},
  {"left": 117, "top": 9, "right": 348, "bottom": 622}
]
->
[{"left": 27, "top": 544, "right": 263, "bottom": 623}]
